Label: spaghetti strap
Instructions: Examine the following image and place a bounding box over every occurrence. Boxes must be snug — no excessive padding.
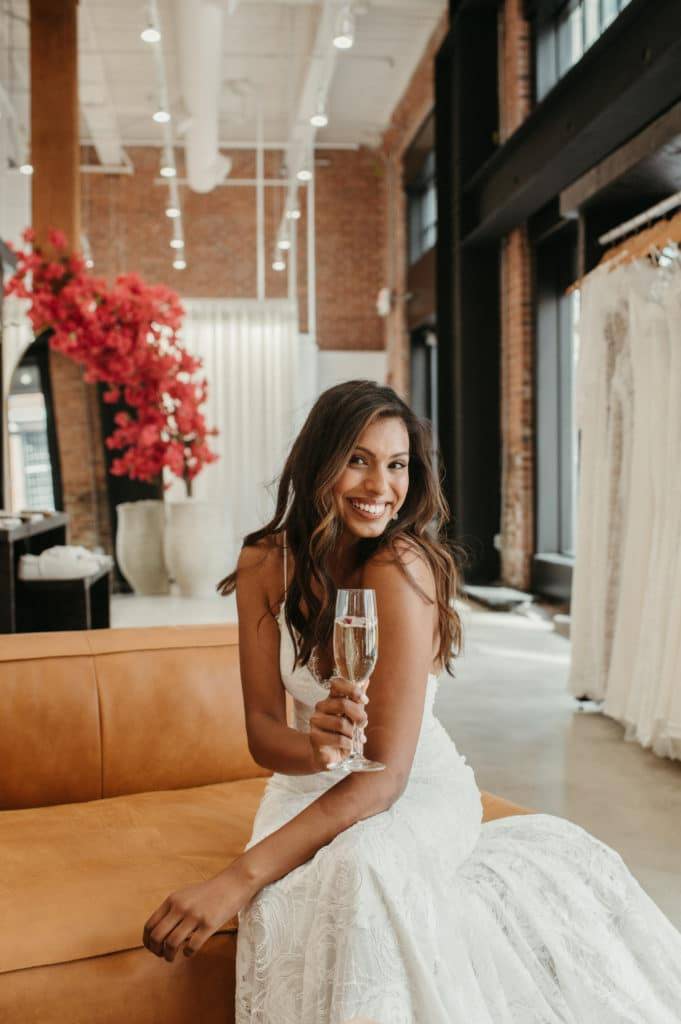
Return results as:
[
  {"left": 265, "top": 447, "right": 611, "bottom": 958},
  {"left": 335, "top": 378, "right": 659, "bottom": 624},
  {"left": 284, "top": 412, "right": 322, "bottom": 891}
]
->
[{"left": 282, "top": 532, "right": 288, "bottom": 594}]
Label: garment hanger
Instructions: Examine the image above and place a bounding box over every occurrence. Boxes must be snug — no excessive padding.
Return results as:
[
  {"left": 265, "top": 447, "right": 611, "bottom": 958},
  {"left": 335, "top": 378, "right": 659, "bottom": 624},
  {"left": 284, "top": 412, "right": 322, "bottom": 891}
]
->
[{"left": 567, "top": 207, "right": 681, "bottom": 294}]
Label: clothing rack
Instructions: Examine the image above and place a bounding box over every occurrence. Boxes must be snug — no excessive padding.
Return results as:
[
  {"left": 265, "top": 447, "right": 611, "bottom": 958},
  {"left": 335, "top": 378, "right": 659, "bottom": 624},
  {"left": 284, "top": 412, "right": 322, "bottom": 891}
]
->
[
  {"left": 568, "top": 204, "right": 681, "bottom": 294},
  {"left": 597, "top": 189, "right": 681, "bottom": 248}
]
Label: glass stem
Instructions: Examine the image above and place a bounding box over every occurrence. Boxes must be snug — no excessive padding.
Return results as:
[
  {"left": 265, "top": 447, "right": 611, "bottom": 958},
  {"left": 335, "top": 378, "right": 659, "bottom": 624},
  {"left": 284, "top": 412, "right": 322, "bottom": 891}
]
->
[
  {"left": 351, "top": 721, "right": 363, "bottom": 758},
  {"left": 350, "top": 677, "right": 368, "bottom": 759}
]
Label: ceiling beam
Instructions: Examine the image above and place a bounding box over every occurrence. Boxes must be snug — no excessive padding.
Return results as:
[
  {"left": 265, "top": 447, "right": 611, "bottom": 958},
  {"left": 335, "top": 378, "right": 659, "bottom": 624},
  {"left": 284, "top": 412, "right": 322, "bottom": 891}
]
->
[
  {"left": 78, "top": 1, "right": 126, "bottom": 167},
  {"left": 560, "top": 99, "right": 681, "bottom": 215},
  {"left": 277, "top": 0, "right": 342, "bottom": 235},
  {"left": 463, "top": 0, "right": 681, "bottom": 243}
]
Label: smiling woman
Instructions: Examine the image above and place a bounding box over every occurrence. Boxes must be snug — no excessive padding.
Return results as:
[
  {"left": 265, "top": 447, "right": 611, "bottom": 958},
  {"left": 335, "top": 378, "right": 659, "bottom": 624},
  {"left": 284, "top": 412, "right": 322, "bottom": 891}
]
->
[
  {"left": 141, "top": 379, "right": 681, "bottom": 1024},
  {"left": 217, "top": 378, "right": 463, "bottom": 679}
]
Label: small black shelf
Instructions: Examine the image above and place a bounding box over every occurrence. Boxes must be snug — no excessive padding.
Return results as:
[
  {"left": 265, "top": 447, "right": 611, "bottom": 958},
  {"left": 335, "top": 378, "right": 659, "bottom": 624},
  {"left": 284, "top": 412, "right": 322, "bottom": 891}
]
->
[{"left": 15, "top": 564, "right": 112, "bottom": 632}]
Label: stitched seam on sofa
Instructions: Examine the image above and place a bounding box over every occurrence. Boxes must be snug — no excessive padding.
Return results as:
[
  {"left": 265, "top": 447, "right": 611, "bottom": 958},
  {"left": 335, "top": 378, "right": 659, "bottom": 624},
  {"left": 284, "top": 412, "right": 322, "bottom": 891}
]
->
[
  {"left": 86, "top": 635, "right": 105, "bottom": 800},
  {"left": 0, "top": 929, "right": 238, "bottom": 974}
]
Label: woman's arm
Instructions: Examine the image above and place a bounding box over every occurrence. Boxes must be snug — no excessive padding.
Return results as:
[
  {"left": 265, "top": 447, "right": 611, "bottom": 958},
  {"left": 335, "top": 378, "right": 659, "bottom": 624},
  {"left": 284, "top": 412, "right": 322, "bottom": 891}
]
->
[
  {"left": 234, "top": 540, "right": 436, "bottom": 894},
  {"left": 236, "top": 542, "right": 317, "bottom": 775}
]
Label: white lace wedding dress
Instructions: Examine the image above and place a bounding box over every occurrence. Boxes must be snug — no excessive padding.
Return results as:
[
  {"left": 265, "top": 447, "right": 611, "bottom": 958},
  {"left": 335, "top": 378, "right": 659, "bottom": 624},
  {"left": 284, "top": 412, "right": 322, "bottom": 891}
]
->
[{"left": 235, "top": 557, "right": 681, "bottom": 1023}]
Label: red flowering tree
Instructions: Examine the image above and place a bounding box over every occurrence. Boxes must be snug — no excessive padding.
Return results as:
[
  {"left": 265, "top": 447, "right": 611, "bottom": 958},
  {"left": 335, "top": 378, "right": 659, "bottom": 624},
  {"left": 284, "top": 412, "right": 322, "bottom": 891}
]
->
[{"left": 5, "top": 229, "right": 218, "bottom": 496}]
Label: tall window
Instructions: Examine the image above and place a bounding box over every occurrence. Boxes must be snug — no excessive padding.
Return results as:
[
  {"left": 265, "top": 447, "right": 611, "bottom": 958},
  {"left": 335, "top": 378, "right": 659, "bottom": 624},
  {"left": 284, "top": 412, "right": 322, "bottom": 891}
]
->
[
  {"left": 407, "top": 150, "right": 437, "bottom": 266},
  {"left": 535, "top": 0, "right": 633, "bottom": 101},
  {"left": 8, "top": 362, "right": 56, "bottom": 511},
  {"left": 535, "top": 231, "right": 579, "bottom": 560}
]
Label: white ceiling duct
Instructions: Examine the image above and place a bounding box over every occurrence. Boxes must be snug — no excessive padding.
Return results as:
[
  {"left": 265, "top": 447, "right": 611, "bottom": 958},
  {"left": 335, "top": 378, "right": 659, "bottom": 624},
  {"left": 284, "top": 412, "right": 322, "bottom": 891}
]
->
[{"left": 174, "top": 0, "right": 231, "bottom": 193}]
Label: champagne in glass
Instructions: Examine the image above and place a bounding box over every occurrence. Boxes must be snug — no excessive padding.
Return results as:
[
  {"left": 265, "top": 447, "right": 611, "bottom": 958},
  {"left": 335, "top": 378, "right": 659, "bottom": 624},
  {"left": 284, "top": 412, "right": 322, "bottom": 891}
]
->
[{"left": 333, "top": 589, "right": 384, "bottom": 773}]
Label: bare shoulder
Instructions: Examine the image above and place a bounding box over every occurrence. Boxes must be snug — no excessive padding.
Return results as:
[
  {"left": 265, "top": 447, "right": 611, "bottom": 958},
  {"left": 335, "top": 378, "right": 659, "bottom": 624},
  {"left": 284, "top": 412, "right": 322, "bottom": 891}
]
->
[
  {"left": 362, "top": 537, "right": 436, "bottom": 604},
  {"left": 237, "top": 533, "right": 279, "bottom": 571},
  {"left": 236, "top": 532, "right": 284, "bottom": 605}
]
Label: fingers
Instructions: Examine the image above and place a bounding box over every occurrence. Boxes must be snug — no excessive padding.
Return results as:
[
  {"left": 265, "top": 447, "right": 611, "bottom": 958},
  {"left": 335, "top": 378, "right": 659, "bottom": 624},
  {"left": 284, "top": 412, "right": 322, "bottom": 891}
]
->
[
  {"left": 183, "top": 923, "right": 213, "bottom": 958},
  {"left": 310, "top": 727, "right": 353, "bottom": 756},
  {"left": 160, "top": 920, "right": 199, "bottom": 963},
  {"left": 143, "top": 897, "right": 171, "bottom": 947},
  {"left": 144, "top": 908, "right": 184, "bottom": 957},
  {"left": 329, "top": 678, "right": 369, "bottom": 702},
  {"left": 311, "top": 711, "right": 354, "bottom": 738},
  {"left": 316, "top": 697, "right": 368, "bottom": 727}
]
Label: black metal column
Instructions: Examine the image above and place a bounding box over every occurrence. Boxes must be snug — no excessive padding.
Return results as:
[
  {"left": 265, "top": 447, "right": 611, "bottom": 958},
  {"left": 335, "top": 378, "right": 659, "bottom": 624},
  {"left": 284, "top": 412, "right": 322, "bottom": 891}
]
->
[{"left": 435, "top": 5, "right": 501, "bottom": 581}]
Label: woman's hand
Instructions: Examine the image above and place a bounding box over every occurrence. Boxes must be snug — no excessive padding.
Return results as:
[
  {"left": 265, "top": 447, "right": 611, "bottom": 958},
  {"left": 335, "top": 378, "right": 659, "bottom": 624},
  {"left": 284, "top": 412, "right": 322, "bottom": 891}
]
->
[
  {"left": 308, "top": 677, "right": 368, "bottom": 771},
  {"left": 142, "top": 864, "right": 254, "bottom": 963}
]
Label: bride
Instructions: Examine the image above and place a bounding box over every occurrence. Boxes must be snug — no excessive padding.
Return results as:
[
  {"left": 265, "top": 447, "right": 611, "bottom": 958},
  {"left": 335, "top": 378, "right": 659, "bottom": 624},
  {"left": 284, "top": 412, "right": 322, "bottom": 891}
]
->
[{"left": 142, "top": 380, "right": 681, "bottom": 1022}]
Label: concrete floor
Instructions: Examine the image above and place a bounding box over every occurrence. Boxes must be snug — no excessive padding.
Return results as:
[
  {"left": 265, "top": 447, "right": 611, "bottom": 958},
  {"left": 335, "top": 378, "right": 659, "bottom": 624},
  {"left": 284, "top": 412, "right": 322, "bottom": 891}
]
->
[
  {"left": 439, "top": 600, "right": 681, "bottom": 930},
  {"left": 112, "top": 591, "right": 681, "bottom": 929}
]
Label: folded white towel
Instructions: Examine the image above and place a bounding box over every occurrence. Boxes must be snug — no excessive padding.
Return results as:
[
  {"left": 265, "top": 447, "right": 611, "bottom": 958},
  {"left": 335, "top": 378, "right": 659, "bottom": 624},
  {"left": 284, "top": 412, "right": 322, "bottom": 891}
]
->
[
  {"left": 0, "top": 518, "right": 23, "bottom": 530},
  {"left": 18, "top": 545, "right": 114, "bottom": 581}
]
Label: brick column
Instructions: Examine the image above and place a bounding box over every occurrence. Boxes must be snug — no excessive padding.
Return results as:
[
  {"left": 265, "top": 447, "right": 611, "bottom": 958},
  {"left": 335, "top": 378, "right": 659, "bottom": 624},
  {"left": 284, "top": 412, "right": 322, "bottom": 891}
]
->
[
  {"left": 383, "top": 153, "right": 409, "bottom": 398},
  {"left": 499, "top": 0, "right": 534, "bottom": 588},
  {"left": 30, "top": 0, "right": 111, "bottom": 551},
  {"left": 380, "top": 12, "right": 448, "bottom": 400}
]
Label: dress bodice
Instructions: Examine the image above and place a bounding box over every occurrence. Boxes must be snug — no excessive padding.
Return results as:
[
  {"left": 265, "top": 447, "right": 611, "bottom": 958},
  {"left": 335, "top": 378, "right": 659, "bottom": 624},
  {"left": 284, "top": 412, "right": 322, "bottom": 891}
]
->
[
  {"left": 277, "top": 605, "right": 440, "bottom": 735},
  {"left": 274, "top": 536, "right": 467, "bottom": 791}
]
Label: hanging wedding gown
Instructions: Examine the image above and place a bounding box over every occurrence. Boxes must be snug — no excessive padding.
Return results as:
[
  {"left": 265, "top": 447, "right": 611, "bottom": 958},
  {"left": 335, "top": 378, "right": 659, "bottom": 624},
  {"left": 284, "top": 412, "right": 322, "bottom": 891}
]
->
[
  {"left": 235, "top": 553, "right": 681, "bottom": 1023},
  {"left": 569, "top": 256, "right": 681, "bottom": 757}
]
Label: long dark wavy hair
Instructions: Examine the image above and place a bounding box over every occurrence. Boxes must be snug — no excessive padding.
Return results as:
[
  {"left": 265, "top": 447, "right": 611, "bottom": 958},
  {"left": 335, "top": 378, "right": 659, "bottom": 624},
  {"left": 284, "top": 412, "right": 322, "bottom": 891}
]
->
[{"left": 217, "top": 380, "right": 466, "bottom": 676}]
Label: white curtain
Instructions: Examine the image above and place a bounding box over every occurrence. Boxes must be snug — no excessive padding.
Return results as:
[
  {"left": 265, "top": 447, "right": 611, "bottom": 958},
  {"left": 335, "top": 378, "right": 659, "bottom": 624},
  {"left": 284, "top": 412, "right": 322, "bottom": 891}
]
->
[
  {"left": 568, "top": 256, "right": 681, "bottom": 758},
  {"left": 164, "top": 298, "right": 317, "bottom": 574}
]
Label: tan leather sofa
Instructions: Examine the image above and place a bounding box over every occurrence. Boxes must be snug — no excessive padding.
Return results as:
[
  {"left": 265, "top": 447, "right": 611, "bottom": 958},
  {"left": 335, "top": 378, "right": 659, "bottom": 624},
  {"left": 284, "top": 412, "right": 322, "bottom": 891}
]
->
[{"left": 0, "top": 624, "right": 529, "bottom": 1023}]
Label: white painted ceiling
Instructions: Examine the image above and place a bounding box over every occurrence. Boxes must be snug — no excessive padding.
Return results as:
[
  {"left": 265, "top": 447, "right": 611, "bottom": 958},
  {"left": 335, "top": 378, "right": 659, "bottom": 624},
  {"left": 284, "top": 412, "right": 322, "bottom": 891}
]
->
[{"left": 1, "top": 0, "right": 446, "bottom": 169}]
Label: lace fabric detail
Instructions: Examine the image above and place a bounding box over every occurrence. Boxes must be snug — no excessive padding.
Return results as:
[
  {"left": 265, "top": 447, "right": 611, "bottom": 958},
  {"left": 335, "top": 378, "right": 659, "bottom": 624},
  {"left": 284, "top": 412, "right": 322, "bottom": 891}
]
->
[{"left": 234, "top": 609, "right": 681, "bottom": 1023}]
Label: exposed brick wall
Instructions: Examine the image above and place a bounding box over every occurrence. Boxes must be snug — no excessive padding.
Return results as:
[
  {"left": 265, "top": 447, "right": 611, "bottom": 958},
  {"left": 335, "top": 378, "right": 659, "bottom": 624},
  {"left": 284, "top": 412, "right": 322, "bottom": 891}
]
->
[
  {"left": 314, "top": 149, "right": 386, "bottom": 350},
  {"left": 499, "top": 0, "right": 535, "bottom": 588},
  {"left": 500, "top": 228, "right": 534, "bottom": 586},
  {"left": 499, "top": 0, "right": 533, "bottom": 142},
  {"left": 380, "top": 12, "right": 448, "bottom": 398},
  {"left": 82, "top": 146, "right": 384, "bottom": 351}
]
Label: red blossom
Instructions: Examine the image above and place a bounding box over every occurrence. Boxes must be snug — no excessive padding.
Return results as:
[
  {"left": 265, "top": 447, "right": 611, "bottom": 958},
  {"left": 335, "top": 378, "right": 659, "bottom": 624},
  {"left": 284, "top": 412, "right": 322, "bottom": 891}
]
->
[{"left": 5, "top": 229, "right": 219, "bottom": 494}]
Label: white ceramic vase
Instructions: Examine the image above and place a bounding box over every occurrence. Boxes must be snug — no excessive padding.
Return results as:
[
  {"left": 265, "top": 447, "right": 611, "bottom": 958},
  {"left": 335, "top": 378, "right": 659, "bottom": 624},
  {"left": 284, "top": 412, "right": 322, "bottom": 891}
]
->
[
  {"left": 115, "top": 499, "right": 170, "bottom": 595},
  {"left": 164, "top": 499, "right": 225, "bottom": 597}
]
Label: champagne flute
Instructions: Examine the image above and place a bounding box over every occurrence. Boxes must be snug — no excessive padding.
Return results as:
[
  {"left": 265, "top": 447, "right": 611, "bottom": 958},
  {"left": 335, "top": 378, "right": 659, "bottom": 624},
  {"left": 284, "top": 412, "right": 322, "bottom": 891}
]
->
[{"left": 333, "top": 588, "right": 384, "bottom": 773}]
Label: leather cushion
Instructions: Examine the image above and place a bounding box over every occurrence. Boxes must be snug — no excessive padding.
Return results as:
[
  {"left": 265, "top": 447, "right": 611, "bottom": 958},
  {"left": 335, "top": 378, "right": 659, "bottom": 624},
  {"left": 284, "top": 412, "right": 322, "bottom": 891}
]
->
[
  {"left": 0, "top": 654, "right": 102, "bottom": 810},
  {"left": 0, "top": 778, "right": 267, "bottom": 974},
  {"left": 0, "top": 934, "right": 238, "bottom": 1024},
  {"left": 95, "top": 644, "right": 269, "bottom": 798},
  {"left": 0, "top": 625, "right": 269, "bottom": 810}
]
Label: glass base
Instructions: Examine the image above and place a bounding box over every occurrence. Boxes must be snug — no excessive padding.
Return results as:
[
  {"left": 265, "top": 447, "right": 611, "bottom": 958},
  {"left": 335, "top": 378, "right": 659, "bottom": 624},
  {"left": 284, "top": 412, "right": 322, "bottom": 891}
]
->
[{"left": 339, "top": 754, "right": 385, "bottom": 773}]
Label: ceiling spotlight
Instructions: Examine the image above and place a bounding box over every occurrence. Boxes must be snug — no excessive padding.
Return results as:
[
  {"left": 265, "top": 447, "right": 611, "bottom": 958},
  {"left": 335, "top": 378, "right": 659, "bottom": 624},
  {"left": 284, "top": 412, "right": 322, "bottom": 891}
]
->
[
  {"left": 310, "top": 93, "right": 328, "bottom": 128},
  {"left": 160, "top": 164, "right": 176, "bottom": 178},
  {"left": 153, "top": 109, "right": 171, "bottom": 124},
  {"left": 173, "top": 259, "right": 187, "bottom": 270},
  {"left": 19, "top": 163, "right": 33, "bottom": 176},
  {"left": 277, "top": 238, "right": 291, "bottom": 251},
  {"left": 333, "top": 6, "right": 355, "bottom": 49},
  {"left": 165, "top": 206, "right": 180, "bottom": 219},
  {"left": 272, "top": 256, "right": 286, "bottom": 272},
  {"left": 170, "top": 238, "right": 184, "bottom": 249},
  {"left": 297, "top": 167, "right": 312, "bottom": 182},
  {"left": 141, "top": 25, "right": 161, "bottom": 44},
  {"left": 286, "top": 208, "right": 301, "bottom": 220}
]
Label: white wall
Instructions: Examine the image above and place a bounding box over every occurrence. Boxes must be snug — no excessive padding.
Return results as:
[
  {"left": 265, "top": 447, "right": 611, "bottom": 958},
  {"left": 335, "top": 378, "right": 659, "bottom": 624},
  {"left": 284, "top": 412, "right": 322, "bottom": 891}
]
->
[
  {"left": 317, "top": 349, "right": 388, "bottom": 394},
  {"left": 0, "top": 170, "right": 30, "bottom": 249}
]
